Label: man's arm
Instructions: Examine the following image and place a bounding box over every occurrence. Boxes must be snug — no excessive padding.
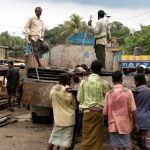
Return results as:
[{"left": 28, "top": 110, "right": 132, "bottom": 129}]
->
[
  {"left": 103, "top": 93, "right": 108, "bottom": 116},
  {"left": 24, "top": 17, "right": 33, "bottom": 41},
  {"left": 49, "top": 88, "right": 54, "bottom": 107},
  {"left": 6, "top": 69, "right": 11, "bottom": 80},
  {"left": 77, "top": 81, "right": 84, "bottom": 104},
  {"left": 129, "top": 90, "right": 138, "bottom": 131},
  {"left": 102, "top": 81, "right": 110, "bottom": 97},
  {"left": 106, "top": 24, "right": 111, "bottom": 42},
  {"left": 132, "top": 110, "right": 138, "bottom": 131},
  {"left": 70, "top": 94, "right": 77, "bottom": 110},
  {"left": 41, "top": 20, "right": 45, "bottom": 39}
]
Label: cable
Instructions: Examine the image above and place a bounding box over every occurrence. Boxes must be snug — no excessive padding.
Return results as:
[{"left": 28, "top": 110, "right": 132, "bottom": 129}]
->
[{"left": 121, "top": 10, "right": 150, "bottom": 21}]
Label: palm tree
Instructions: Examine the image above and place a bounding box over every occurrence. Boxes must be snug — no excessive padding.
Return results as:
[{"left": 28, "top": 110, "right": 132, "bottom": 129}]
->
[{"left": 62, "top": 14, "right": 84, "bottom": 36}]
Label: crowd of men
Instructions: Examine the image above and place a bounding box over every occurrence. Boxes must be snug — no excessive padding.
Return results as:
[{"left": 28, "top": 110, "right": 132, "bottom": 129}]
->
[{"left": 47, "top": 61, "right": 150, "bottom": 150}]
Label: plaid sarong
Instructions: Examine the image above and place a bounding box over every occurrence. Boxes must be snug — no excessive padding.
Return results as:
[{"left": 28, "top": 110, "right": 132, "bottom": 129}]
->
[
  {"left": 31, "top": 39, "right": 49, "bottom": 57},
  {"left": 48, "top": 125, "right": 74, "bottom": 147},
  {"left": 132, "top": 130, "right": 150, "bottom": 149}
]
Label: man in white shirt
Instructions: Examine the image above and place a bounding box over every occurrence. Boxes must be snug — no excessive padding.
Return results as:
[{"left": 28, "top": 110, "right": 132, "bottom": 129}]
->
[
  {"left": 90, "top": 10, "right": 111, "bottom": 69},
  {"left": 25, "top": 7, "right": 49, "bottom": 67}
]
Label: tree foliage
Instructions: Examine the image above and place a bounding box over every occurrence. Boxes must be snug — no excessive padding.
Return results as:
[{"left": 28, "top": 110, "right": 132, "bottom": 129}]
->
[
  {"left": 0, "top": 31, "right": 25, "bottom": 58},
  {"left": 63, "top": 14, "right": 87, "bottom": 35},
  {"left": 45, "top": 14, "right": 93, "bottom": 47},
  {"left": 44, "top": 25, "right": 68, "bottom": 48},
  {"left": 122, "top": 25, "right": 150, "bottom": 54},
  {"left": 110, "top": 21, "right": 130, "bottom": 46}
]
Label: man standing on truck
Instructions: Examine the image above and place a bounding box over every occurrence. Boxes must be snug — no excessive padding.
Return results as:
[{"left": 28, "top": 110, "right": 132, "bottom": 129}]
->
[
  {"left": 25, "top": 7, "right": 49, "bottom": 67},
  {"left": 6, "top": 61, "right": 20, "bottom": 111},
  {"left": 89, "top": 10, "right": 111, "bottom": 69},
  {"left": 77, "top": 60, "right": 109, "bottom": 150}
]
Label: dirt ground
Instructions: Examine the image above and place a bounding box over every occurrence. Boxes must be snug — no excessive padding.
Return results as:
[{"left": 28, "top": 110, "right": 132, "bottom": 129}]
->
[{"left": 0, "top": 107, "right": 112, "bottom": 150}]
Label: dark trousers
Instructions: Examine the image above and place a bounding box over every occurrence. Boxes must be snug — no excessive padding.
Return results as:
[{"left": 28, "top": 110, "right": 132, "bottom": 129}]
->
[{"left": 95, "top": 44, "right": 105, "bottom": 67}]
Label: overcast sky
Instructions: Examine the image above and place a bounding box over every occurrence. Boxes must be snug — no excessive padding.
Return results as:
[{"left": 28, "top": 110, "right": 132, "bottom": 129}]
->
[{"left": 0, "top": 0, "right": 150, "bottom": 37}]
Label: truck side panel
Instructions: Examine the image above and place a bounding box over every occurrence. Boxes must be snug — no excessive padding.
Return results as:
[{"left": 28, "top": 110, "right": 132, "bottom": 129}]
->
[{"left": 22, "top": 81, "right": 57, "bottom": 107}]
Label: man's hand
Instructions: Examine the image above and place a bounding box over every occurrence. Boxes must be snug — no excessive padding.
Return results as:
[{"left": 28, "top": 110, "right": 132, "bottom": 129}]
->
[
  {"left": 107, "top": 39, "right": 111, "bottom": 44},
  {"left": 88, "top": 20, "right": 92, "bottom": 27},
  {"left": 133, "top": 123, "right": 139, "bottom": 133},
  {"left": 28, "top": 35, "right": 32, "bottom": 41}
]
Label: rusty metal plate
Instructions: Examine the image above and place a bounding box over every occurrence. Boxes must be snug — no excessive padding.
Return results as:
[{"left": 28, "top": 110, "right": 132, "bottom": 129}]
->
[
  {"left": 22, "top": 81, "right": 57, "bottom": 107},
  {"left": 22, "top": 75, "right": 135, "bottom": 108}
]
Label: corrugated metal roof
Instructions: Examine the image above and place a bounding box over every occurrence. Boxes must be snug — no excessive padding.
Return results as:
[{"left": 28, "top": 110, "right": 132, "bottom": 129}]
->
[{"left": 0, "top": 46, "right": 9, "bottom": 49}]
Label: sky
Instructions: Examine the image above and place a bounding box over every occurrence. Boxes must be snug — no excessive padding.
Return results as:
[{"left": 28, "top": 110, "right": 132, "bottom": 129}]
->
[{"left": 0, "top": 0, "right": 150, "bottom": 37}]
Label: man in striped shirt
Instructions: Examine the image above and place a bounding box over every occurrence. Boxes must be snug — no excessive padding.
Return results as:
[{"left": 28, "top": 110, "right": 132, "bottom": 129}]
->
[{"left": 77, "top": 60, "right": 109, "bottom": 150}]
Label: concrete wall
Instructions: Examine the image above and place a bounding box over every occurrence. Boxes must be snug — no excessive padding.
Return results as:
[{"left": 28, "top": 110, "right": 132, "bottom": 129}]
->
[{"left": 50, "top": 44, "right": 114, "bottom": 71}]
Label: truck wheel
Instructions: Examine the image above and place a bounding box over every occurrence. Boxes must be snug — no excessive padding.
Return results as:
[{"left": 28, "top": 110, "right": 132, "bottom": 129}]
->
[
  {"left": 31, "top": 112, "right": 41, "bottom": 123},
  {"left": 31, "top": 112, "right": 37, "bottom": 123}
]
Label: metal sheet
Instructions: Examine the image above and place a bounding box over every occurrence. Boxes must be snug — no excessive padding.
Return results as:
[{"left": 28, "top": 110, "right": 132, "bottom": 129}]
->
[
  {"left": 22, "top": 81, "right": 57, "bottom": 107},
  {"left": 22, "top": 75, "right": 135, "bottom": 108}
]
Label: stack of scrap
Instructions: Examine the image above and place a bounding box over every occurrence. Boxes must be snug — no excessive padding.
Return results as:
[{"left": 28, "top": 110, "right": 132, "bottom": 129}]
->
[
  {"left": 0, "top": 98, "right": 8, "bottom": 110},
  {"left": 0, "top": 112, "right": 17, "bottom": 127},
  {"left": 0, "top": 98, "right": 19, "bottom": 110},
  {"left": 0, "top": 69, "right": 8, "bottom": 76}
]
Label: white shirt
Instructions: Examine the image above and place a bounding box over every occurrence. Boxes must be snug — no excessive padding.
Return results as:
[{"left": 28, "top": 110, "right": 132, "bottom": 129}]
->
[
  {"left": 25, "top": 16, "right": 44, "bottom": 41},
  {"left": 94, "top": 18, "right": 111, "bottom": 45}
]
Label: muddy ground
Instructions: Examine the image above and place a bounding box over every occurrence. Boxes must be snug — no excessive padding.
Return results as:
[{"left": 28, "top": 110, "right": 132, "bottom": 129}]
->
[{"left": 0, "top": 107, "right": 112, "bottom": 150}]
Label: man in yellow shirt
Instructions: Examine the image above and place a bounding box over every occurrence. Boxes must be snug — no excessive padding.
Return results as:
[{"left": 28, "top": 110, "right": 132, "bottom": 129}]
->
[
  {"left": 47, "top": 73, "right": 76, "bottom": 150},
  {"left": 25, "top": 7, "right": 49, "bottom": 67}
]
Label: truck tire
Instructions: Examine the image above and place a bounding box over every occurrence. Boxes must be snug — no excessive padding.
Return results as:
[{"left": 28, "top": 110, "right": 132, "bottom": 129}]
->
[{"left": 31, "top": 112, "right": 41, "bottom": 123}]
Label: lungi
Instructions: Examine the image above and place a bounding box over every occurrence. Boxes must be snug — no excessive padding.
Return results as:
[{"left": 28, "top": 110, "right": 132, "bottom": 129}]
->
[
  {"left": 132, "top": 129, "right": 150, "bottom": 149},
  {"left": 110, "top": 133, "right": 131, "bottom": 148},
  {"left": 80, "top": 111, "right": 104, "bottom": 150},
  {"left": 30, "top": 39, "right": 49, "bottom": 58},
  {"left": 48, "top": 125, "right": 74, "bottom": 147}
]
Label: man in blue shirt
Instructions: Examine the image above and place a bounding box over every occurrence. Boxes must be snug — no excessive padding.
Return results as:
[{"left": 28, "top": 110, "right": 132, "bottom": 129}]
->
[{"left": 134, "top": 73, "right": 150, "bottom": 149}]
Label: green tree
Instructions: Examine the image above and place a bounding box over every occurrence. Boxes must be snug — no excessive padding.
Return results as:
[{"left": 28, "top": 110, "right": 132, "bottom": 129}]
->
[
  {"left": 44, "top": 14, "right": 92, "bottom": 47},
  {"left": 63, "top": 14, "right": 83, "bottom": 35},
  {"left": 123, "top": 25, "right": 150, "bottom": 54},
  {"left": 110, "top": 21, "right": 130, "bottom": 46},
  {"left": 44, "top": 24, "right": 68, "bottom": 48},
  {"left": 0, "top": 31, "right": 25, "bottom": 58}
]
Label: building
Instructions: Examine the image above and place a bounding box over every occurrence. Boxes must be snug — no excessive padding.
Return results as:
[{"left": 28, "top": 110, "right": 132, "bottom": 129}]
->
[{"left": 0, "top": 46, "right": 9, "bottom": 59}]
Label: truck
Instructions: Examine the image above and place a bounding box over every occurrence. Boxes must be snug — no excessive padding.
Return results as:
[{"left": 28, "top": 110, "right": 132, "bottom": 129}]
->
[
  {"left": 122, "top": 55, "right": 150, "bottom": 75},
  {"left": 22, "top": 33, "right": 134, "bottom": 123}
]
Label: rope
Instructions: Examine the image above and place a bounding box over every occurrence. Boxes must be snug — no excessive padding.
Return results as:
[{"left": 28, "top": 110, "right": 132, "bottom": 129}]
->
[{"left": 30, "top": 41, "right": 40, "bottom": 80}]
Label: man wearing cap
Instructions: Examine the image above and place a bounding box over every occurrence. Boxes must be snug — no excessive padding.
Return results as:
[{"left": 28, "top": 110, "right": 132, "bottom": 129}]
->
[
  {"left": 92, "top": 10, "right": 111, "bottom": 68},
  {"left": 137, "top": 64, "right": 150, "bottom": 87}
]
